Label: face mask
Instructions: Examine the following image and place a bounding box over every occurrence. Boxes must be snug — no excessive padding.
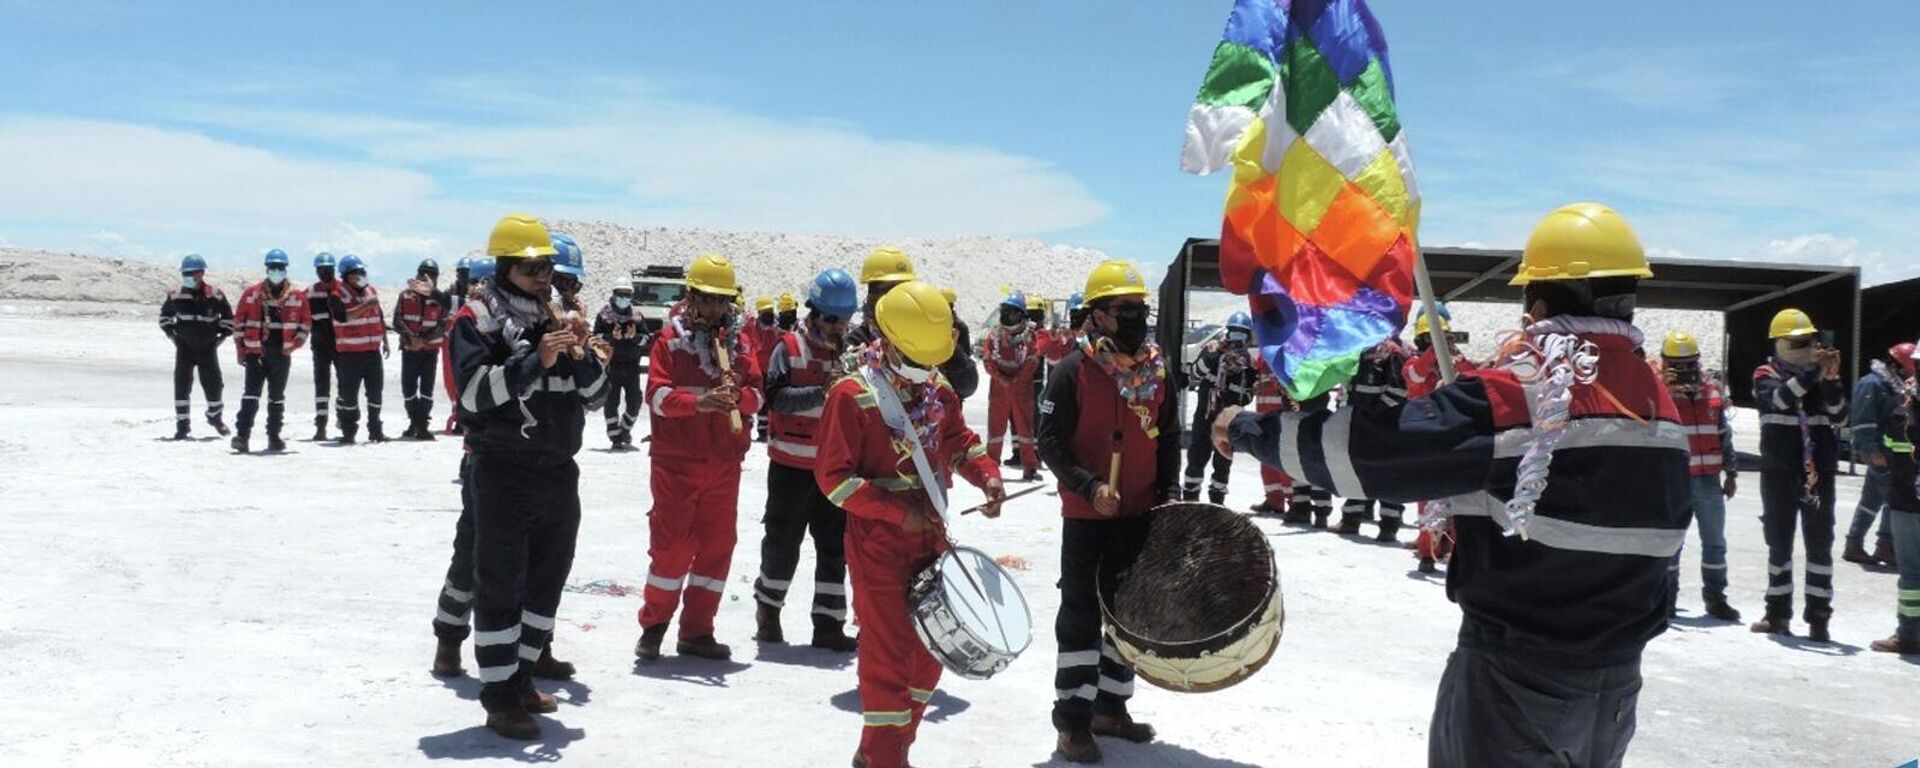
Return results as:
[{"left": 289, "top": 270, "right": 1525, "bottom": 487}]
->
[
  {"left": 613, "top": 297, "right": 632, "bottom": 310},
  {"left": 891, "top": 358, "right": 935, "bottom": 384},
  {"left": 316, "top": 268, "right": 335, "bottom": 282},
  {"left": 1225, "top": 330, "right": 1251, "bottom": 347},
  {"left": 1775, "top": 339, "right": 1815, "bottom": 367},
  {"left": 1000, "top": 311, "right": 1025, "bottom": 328},
  {"left": 266, "top": 269, "right": 287, "bottom": 285},
  {"left": 1112, "top": 305, "right": 1151, "bottom": 352},
  {"left": 181, "top": 275, "right": 200, "bottom": 289},
  {"left": 778, "top": 311, "right": 797, "bottom": 328},
  {"left": 349, "top": 274, "right": 367, "bottom": 288},
  {"left": 759, "top": 311, "right": 776, "bottom": 326}
]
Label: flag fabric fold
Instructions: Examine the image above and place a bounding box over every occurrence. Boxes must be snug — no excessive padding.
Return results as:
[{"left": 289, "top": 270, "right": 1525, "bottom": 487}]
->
[{"left": 1183, "top": 0, "right": 1419, "bottom": 401}]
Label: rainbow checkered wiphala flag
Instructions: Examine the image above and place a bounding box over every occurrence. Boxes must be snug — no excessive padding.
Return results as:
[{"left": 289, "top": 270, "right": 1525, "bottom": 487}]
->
[{"left": 1181, "top": 0, "right": 1419, "bottom": 401}]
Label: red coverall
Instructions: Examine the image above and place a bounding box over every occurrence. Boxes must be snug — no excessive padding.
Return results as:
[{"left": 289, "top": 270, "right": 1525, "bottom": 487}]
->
[
  {"left": 1403, "top": 347, "right": 1479, "bottom": 565},
  {"left": 983, "top": 324, "right": 1041, "bottom": 470},
  {"left": 814, "top": 373, "right": 999, "bottom": 768},
  {"left": 1250, "top": 357, "right": 1292, "bottom": 510},
  {"left": 638, "top": 321, "right": 763, "bottom": 639}
]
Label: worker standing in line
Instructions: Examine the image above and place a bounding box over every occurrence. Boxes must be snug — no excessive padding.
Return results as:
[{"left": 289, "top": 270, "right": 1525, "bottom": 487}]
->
[
  {"left": 1659, "top": 331, "right": 1742, "bottom": 621},
  {"left": 1868, "top": 339, "right": 1918, "bottom": 655},
  {"left": 230, "top": 249, "right": 310, "bottom": 454},
  {"left": 777, "top": 292, "right": 799, "bottom": 331},
  {"left": 1750, "top": 309, "right": 1848, "bottom": 642},
  {"left": 1845, "top": 343, "right": 1914, "bottom": 568},
  {"left": 394, "top": 258, "right": 451, "bottom": 440},
  {"left": 844, "top": 246, "right": 916, "bottom": 349},
  {"left": 985, "top": 291, "right": 1043, "bottom": 481},
  {"left": 159, "top": 254, "right": 234, "bottom": 440},
  {"left": 635, "top": 253, "right": 762, "bottom": 662},
  {"left": 328, "top": 254, "right": 389, "bottom": 444},
  {"left": 752, "top": 268, "right": 862, "bottom": 653},
  {"left": 593, "top": 285, "right": 649, "bottom": 450},
  {"left": 1336, "top": 338, "right": 1410, "bottom": 540},
  {"left": 1181, "top": 312, "right": 1256, "bottom": 505},
  {"left": 750, "top": 295, "right": 783, "bottom": 443},
  {"left": 814, "top": 280, "right": 1004, "bottom": 768},
  {"left": 307, "top": 253, "right": 340, "bottom": 441},
  {"left": 441, "top": 258, "right": 493, "bottom": 437}
]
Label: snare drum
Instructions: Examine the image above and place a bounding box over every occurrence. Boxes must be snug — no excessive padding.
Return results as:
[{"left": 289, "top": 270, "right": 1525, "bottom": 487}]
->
[
  {"left": 909, "top": 545, "right": 1032, "bottom": 680},
  {"left": 1099, "top": 502, "right": 1283, "bottom": 692}
]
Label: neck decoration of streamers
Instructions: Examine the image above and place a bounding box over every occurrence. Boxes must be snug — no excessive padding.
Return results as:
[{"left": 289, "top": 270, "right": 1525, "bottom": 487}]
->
[{"left": 1182, "top": 0, "right": 1419, "bottom": 401}]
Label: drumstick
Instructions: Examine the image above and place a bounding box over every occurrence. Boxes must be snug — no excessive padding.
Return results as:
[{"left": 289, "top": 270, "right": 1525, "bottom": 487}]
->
[
  {"left": 958, "top": 483, "right": 1047, "bottom": 515},
  {"left": 713, "top": 335, "right": 744, "bottom": 434}
]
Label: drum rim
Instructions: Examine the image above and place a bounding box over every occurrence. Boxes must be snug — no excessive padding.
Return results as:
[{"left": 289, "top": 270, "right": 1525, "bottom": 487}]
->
[
  {"left": 1095, "top": 502, "right": 1278, "bottom": 649},
  {"left": 932, "top": 544, "right": 1034, "bottom": 656}
]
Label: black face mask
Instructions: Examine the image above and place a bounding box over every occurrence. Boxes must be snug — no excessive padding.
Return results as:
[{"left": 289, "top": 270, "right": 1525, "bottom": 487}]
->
[
  {"left": 317, "top": 267, "right": 335, "bottom": 282},
  {"left": 1069, "top": 309, "right": 1087, "bottom": 328},
  {"left": 1111, "top": 305, "right": 1151, "bottom": 353},
  {"left": 778, "top": 310, "right": 797, "bottom": 329},
  {"left": 759, "top": 311, "right": 776, "bottom": 325},
  {"left": 1000, "top": 309, "right": 1026, "bottom": 327}
]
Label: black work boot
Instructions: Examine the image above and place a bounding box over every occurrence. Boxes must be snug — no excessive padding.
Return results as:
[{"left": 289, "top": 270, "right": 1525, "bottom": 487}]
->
[
  {"left": 1208, "top": 491, "right": 1226, "bottom": 505},
  {"left": 312, "top": 420, "right": 328, "bottom": 442},
  {"left": 1312, "top": 511, "right": 1331, "bottom": 530},
  {"left": 209, "top": 417, "right": 231, "bottom": 437},
  {"left": 810, "top": 617, "right": 859, "bottom": 653},
  {"left": 230, "top": 434, "right": 250, "bottom": 454},
  {"left": 677, "top": 635, "right": 733, "bottom": 660},
  {"left": 1842, "top": 538, "right": 1873, "bottom": 565},
  {"left": 266, "top": 434, "right": 286, "bottom": 453},
  {"left": 1282, "top": 505, "right": 1312, "bottom": 526},
  {"left": 1750, "top": 616, "right": 1792, "bottom": 635},
  {"left": 337, "top": 427, "right": 357, "bottom": 445},
  {"left": 1336, "top": 515, "right": 1364, "bottom": 535},
  {"left": 1872, "top": 537, "right": 1897, "bottom": 568},
  {"left": 1704, "top": 598, "right": 1742, "bottom": 622},
  {"left": 172, "top": 422, "right": 191, "bottom": 440},
  {"left": 1377, "top": 519, "right": 1402, "bottom": 543},
  {"left": 754, "top": 603, "right": 784, "bottom": 644},
  {"left": 634, "top": 623, "right": 668, "bottom": 661},
  {"left": 368, "top": 424, "right": 388, "bottom": 443}
]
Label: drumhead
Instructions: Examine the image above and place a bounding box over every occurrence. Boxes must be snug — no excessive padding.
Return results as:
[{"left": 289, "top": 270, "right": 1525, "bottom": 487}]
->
[
  {"left": 938, "top": 546, "right": 1033, "bottom": 656},
  {"left": 1099, "top": 502, "right": 1279, "bottom": 658}
]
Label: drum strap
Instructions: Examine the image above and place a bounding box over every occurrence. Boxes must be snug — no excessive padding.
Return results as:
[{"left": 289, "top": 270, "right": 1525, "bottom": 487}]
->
[{"left": 861, "top": 367, "right": 951, "bottom": 524}]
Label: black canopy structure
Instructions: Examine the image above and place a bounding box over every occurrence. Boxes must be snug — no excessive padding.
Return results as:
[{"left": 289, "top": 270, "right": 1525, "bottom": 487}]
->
[
  {"left": 1862, "top": 275, "right": 1920, "bottom": 368},
  {"left": 1156, "top": 238, "right": 1865, "bottom": 407}
]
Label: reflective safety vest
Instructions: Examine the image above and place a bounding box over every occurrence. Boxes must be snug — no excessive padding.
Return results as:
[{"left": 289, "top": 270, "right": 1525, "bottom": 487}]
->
[
  {"left": 1670, "top": 385, "right": 1728, "bottom": 477},
  {"left": 235, "top": 280, "right": 311, "bottom": 358},
  {"left": 333, "top": 283, "right": 386, "bottom": 354},
  {"left": 395, "top": 290, "right": 448, "bottom": 351},
  {"left": 768, "top": 330, "right": 839, "bottom": 470}
]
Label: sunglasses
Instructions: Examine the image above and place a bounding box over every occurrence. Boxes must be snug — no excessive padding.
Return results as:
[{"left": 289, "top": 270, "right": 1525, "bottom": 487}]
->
[
  {"left": 510, "top": 259, "right": 554, "bottom": 277},
  {"left": 817, "top": 313, "right": 845, "bottom": 324},
  {"left": 1113, "top": 305, "right": 1149, "bottom": 321},
  {"left": 1782, "top": 337, "right": 1815, "bottom": 349}
]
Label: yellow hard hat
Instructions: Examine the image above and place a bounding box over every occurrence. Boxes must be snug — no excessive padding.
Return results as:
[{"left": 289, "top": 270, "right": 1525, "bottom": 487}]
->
[
  {"left": 687, "top": 253, "right": 740, "bottom": 297},
  {"left": 875, "top": 281, "right": 955, "bottom": 367},
  {"left": 939, "top": 286, "right": 957, "bottom": 306},
  {"left": 777, "top": 292, "right": 798, "bottom": 312},
  {"left": 1026, "top": 295, "right": 1046, "bottom": 311},
  {"left": 1510, "top": 202, "right": 1652, "bottom": 285},
  {"left": 1769, "top": 308, "right": 1817, "bottom": 339},
  {"left": 754, "top": 295, "right": 775, "bottom": 312},
  {"left": 1083, "top": 260, "right": 1150, "bottom": 304},
  {"left": 860, "top": 246, "right": 917, "bottom": 284},
  {"left": 1413, "top": 312, "right": 1451, "bottom": 338},
  {"left": 1662, "top": 331, "right": 1701, "bottom": 359},
  {"left": 487, "top": 213, "right": 559, "bottom": 259}
]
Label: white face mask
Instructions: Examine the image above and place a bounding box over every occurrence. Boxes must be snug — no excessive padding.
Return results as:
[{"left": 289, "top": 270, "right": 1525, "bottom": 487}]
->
[
  {"left": 349, "top": 274, "right": 367, "bottom": 288},
  {"left": 613, "top": 296, "right": 632, "bottom": 310},
  {"left": 181, "top": 275, "right": 200, "bottom": 289},
  {"left": 266, "top": 269, "right": 287, "bottom": 285},
  {"left": 891, "top": 358, "right": 935, "bottom": 384},
  {"left": 1775, "top": 339, "right": 1816, "bottom": 367}
]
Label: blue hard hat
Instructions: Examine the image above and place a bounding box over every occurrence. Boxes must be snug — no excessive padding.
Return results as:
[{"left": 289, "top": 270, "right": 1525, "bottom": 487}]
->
[
  {"left": 313, "top": 252, "right": 336, "bottom": 270},
  {"left": 418, "top": 258, "right": 440, "bottom": 275},
  {"left": 467, "top": 257, "right": 497, "bottom": 283},
  {"left": 551, "top": 233, "right": 584, "bottom": 278},
  {"left": 456, "top": 256, "right": 473, "bottom": 272},
  {"left": 807, "top": 268, "right": 860, "bottom": 318},
  {"left": 1001, "top": 290, "right": 1027, "bottom": 311},
  {"left": 1226, "top": 311, "right": 1253, "bottom": 331},
  {"left": 264, "top": 249, "right": 289, "bottom": 268},
  {"left": 338, "top": 254, "right": 366, "bottom": 274},
  {"left": 180, "top": 254, "right": 207, "bottom": 274},
  {"left": 1067, "top": 292, "right": 1084, "bottom": 312}
]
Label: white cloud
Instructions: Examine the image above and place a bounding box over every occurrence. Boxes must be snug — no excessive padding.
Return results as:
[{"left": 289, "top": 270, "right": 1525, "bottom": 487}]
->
[
  {"left": 1644, "top": 246, "right": 1689, "bottom": 260},
  {"left": 87, "top": 230, "right": 156, "bottom": 259},
  {"left": 1755, "top": 233, "right": 1873, "bottom": 265},
  {"left": 306, "top": 223, "right": 442, "bottom": 265}
]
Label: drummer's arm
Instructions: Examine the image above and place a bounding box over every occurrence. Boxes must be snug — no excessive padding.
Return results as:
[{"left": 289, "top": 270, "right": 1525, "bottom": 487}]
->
[
  {"left": 941, "top": 387, "right": 1002, "bottom": 489},
  {"left": 1036, "top": 355, "right": 1100, "bottom": 500},
  {"left": 814, "top": 385, "right": 906, "bottom": 527},
  {"left": 1225, "top": 371, "right": 1512, "bottom": 504}
]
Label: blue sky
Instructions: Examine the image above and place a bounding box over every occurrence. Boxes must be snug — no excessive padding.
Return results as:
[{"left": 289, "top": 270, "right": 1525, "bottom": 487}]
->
[{"left": 1, "top": 0, "right": 1914, "bottom": 284}]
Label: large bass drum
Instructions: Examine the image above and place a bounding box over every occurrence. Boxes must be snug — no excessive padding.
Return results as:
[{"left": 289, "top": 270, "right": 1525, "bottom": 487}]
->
[
  {"left": 1099, "top": 502, "right": 1283, "bottom": 692},
  {"left": 910, "top": 545, "right": 1032, "bottom": 680}
]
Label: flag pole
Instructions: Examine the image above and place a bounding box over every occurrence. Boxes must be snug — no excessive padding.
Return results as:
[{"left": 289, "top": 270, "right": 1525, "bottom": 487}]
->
[{"left": 1412, "top": 246, "right": 1457, "bottom": 384}]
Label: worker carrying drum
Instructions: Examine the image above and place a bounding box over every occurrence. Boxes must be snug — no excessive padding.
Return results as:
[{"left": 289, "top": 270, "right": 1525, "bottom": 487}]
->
[
  {"left": 1214, "top": 203, "right": 1690, "bottom": 767},
  {"left": 230, "top": 249, "right": 310, "bottom": 454},
  {"left": 1749, "top": 308, "right": 1849, "bottom": 642},
  {"left": 752, "top": 268, "right": 863, "bottom": 653},
  {"left": 636, "top": 253, "right": 763, "bottom": 663},
  {"left": 1659, "top": 331, "right": 1742, "bottom": 622},
  {"left": 814, "top": 280, "right": 1004, "bottom": 768},
  {"left": 593, "top": 285, "right": 649, "bottom": 450},
  {"left": 159, "top": 254, "right": 234, "bottom": 440},
  {"left": 1182, "top": 311, "right": 1256, "bottom": 505},
  {"left": 1036, "top": 260, "right": 1180, "bottom": 763},
  {"left": 394, "top": 258, "right": 451, "bottom": 440},
  {"left": 985, "top": 291, "right": 1044, "bottom": 482}
]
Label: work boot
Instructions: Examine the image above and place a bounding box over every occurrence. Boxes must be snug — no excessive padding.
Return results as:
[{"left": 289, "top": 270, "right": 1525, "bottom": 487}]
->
[
  {"left": 1092, "top": 712, "right": 1156, "bottom": 743},
  {"left": 754, "top": 603, "right": 784, "bottom": 644},
  {"left": 172, "top": 423, "right": 191, "bottom": 440},
  {"left": 1022, "top": 468, "right": 1043, "bottom": 483},
  {"left": 1003, "top": 456, "right": 1022, "bottom": 468},
  {"left": 529, "top": 645, "right": 575, "bottom": 680},
  {"left": 1057, "top": 728, "right": 1102, "bottom": 763},
  {"left": 677, "top": 635, "right": 733, "bottom": 660},
  {"left": 1377, "top": 521, "right": 1401, "bottom": 543},
  {"left": 485, "top": 709, "right": 540, "bottom": 740},
  {"left": 338, "top": 427, "right": 357, "bottom": 445},
  {"left": 209, "top": 417, "right": 231, "bottom": 437},
  {"left": 1842, "top": 538, "right": 1873, "bottom": 565},
  {"left": 1417, "top": 556, "right": 1438, "bottom": 574},
  {"left": 1249, "top": 501, "right": 1275, "bottom": 516},
  {"left": 312, "top": 422, "right": 328, "bottom": 442},
  {"left": 520, "top": 685, "right": 558, "bottom": 714},
  {"left": 266, "top": 434, "right": 286, "bottom": 453},
  {"left": 431, "top": 640, "right": 465, "bottom": 678},
  {"left": 1870, "top": 635, "right": 1916, "bottom": 654},
  {"left": 231, "top": 434, "right": 250, "bottom": 454},
  {"left": 1872, "top": 537, "right": 1897, "bottom": 568},
  {"left": 811, "top": 620, "right": 859, "bottom": 653},
  {"left": 1282, "top": 507, "right": 1312, "bottom": 526},
  {"left": 1208, "top": 491, "right": 1226, "bottom": 505},
  {"left": 1704, "top": 599, "right": 1742, "bottom": 622},
  {"left": 1749, "top": 617, "right": 1792, "bottom": 636},
  {"left": 368, "top": 426, "right": 388, "bottom": 443},
  {"left": 1336, "top": 515, "right": 1364, "bottom": 536},
  {"left": 1312, "top": 511, "right": 1330, "bottom": 530},
  {"left": 1807, "top": 617, "right": 1832, "bottom": 644},
  {"left": 635, "top": 624, "right": 668, "bottom": 661}
]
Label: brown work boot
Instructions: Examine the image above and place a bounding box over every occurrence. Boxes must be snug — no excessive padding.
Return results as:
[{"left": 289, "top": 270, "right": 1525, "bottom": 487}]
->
[
  {"left": 677, "top": 635, "right": 733, "bottom": 660},
  {"left": 431, "top": 640, "right": 465, "bottom": 678},
  {"left": 1842, "top": 538, "right": 1873, "bottom": 565},
  {"left": 634, "top": 623, "right": 668, "bottom": 661},
  {"left": 1806, "top": 618, "right": 1831, "bottom": 644},
  {"left": 754, "top": 603, "right": 784, "bottom": 644},
  {"left": 1749, "top": 617, "right": 1792, "bottom": 636},
  {"left": 1872, "top": 537, "right": 1897, "bottom": 568},
  {"left": 520, "top": 686, "right": 558, "bottom": 714},
  {"left": 1091, "top": 712, "right": 1157, "bottom": 743},
  {"left": 1057, "top": 727, "right": 1103, "bottom": 763},
  {"left": 486, "top": 708, "right": 540, "bottom": 740},
  {"left": 1870, "top": 635, "right": 1915, "bottom": 654},
  {"left": 1417, "top": 556, "right": 1438, "bottom": 574},
  {"left": 529, "top": 644, "right": 575, "bottom": 680},
  {"left": 810, "top": 621, "right": 859, "bottom": 653}
]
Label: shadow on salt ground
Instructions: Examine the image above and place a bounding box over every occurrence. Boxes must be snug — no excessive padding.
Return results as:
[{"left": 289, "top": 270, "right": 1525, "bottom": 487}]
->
[
  {"left": 151, "top": 435, "right": 223, "bottom": 443},
  {"left": 1029, "top": 739, "right": 1264, "bottom": 768},
  {"left": 829, "top": 687, "right": 973, "bottom": 724},
  {"left": 1665, "top": 614, "right": 1743, "bottom": 632},
  {"left": 754, "top": 641, "right": 856, "bottom": 671},
  {"left": 547, "top": 678, "right": 592, "bottom": 706},
  {"left": 1765, "top": 634, "right": 1863, "bottom": 657},
  {"left": 417, "top": 722, "right": 585, "bottom": 762},
  {"left": 631, "top": 657, "right": 752, "bottom": 687},
  {"left": 438, "top": 674, "right": 480, "bottom": 702},
  {"left": 1404, "top": 568, "right": 1445, "bottom": 583}
]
